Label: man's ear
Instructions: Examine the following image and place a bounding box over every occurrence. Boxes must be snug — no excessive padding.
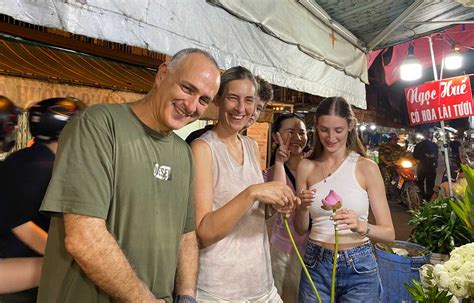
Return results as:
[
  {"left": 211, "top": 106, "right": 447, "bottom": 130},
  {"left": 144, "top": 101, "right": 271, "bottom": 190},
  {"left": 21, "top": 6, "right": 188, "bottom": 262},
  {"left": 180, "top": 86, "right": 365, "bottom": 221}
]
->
[{"left": 155, "top": 63, "right": 168, "bottom": 84}]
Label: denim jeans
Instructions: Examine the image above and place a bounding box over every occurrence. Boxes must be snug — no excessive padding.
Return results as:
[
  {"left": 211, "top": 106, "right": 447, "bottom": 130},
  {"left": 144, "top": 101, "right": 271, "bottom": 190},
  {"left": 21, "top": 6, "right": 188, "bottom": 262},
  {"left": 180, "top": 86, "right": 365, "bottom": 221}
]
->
[{"left": 298, "top": 241, "right": 382, "bottom": 303}]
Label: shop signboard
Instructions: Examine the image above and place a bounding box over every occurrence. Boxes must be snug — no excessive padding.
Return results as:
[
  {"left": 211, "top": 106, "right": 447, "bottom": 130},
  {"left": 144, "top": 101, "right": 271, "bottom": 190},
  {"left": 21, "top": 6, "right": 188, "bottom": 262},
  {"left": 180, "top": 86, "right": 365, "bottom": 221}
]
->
[{"left": 404, "top": 75, "right": 473, "bottom": 125}]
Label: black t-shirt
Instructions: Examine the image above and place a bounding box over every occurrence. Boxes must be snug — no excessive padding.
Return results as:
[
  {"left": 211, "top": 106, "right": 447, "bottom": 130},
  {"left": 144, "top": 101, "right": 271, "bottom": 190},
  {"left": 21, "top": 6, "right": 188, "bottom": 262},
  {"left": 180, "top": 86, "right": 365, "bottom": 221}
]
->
[
  {"left": 0, "top": 142, "right": 54, "bottom": 257},
  {"left": 413, "top": 139, "right": 438, "bottom": 171},
  {"left": 449, "top": 140, "right": 462, "bottom": 158}
]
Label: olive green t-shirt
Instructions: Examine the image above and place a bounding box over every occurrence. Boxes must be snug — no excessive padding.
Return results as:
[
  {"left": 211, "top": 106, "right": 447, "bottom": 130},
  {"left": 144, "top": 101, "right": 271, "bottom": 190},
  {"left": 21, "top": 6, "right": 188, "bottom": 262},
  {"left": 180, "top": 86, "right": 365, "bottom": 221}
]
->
[{"left": 38, "top": 104, "right": 195, "bottom": 303}]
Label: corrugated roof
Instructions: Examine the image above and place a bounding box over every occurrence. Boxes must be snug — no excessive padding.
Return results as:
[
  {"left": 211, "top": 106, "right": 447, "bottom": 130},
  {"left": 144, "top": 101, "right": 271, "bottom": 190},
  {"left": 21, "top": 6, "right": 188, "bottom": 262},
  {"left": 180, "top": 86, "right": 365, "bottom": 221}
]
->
[
  {"left": 316, "top": 0, "right": 414, "bottom": 45},
  {"left": 311, "top": 0, "right": 474, "bottom": 50},
  {"left": 0, "top": 36, "right": 156, "bottom": 93}
]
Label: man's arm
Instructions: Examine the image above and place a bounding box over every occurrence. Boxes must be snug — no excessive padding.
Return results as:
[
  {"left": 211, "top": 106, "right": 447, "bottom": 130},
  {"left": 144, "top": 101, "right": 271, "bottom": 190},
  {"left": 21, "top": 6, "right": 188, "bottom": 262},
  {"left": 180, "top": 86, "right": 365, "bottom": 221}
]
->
[
  {"left": 63, "top": 213, "right": 161, "bottom": 303},
  {"left": 174, "top": 231, "right": 198, "bottom": 299}
]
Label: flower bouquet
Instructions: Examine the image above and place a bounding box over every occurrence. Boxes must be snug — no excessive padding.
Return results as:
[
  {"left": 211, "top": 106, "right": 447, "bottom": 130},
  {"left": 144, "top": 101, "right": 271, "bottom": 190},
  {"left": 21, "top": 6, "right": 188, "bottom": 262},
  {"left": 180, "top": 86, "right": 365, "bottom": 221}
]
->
[{"left": 406, "top": 243, "right": 474, "bottom": 302}]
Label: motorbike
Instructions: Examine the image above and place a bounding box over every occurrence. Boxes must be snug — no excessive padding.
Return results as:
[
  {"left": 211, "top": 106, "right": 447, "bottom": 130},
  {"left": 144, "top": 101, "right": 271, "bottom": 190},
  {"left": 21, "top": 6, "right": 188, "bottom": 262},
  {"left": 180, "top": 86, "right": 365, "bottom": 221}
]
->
[{"left": 389, "top": 156, "right": 421, "bottom": 210}]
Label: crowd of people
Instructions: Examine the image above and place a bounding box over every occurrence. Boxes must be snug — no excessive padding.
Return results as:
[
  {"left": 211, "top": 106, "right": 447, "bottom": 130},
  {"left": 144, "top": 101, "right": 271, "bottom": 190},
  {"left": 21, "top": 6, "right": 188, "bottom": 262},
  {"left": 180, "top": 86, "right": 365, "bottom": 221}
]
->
[
  {"left": 3, "top": 47, "right": 470, "bottom": 302},
  {"left": 375, "top": 127, "right": 472, "bottom": 203}
]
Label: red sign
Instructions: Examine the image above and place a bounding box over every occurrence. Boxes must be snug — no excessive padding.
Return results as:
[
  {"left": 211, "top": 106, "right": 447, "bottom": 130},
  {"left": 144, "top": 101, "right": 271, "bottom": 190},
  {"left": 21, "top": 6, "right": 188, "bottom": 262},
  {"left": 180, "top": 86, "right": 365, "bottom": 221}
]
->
[{"left": 405, "top": 76, "right": 474, "bottom": 125}]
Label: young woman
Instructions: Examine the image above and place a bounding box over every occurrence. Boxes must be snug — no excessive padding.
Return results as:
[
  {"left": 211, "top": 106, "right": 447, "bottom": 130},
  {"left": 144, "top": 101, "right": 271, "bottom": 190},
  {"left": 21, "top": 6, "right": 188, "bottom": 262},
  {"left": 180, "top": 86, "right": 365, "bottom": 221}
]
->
[
  {"left": 294, "top": 97, "right": 395, "bottom": 302},
  {"left": 263, "top": 113, "right": 308, "bottom": 303},
  {"left": 191, "top": 66, "right": 294, "bottom": 302}
]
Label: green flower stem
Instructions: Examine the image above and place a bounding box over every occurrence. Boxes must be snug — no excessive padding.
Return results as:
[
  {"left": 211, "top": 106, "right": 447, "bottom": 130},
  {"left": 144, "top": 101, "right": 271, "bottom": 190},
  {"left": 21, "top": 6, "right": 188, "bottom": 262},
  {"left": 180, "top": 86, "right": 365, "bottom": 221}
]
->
[
  {"left": 283, "top": 215, "right": 322, "bottom": 303},
  {"left": 331, "top": 210, "right": 338, "bottom": 303}
]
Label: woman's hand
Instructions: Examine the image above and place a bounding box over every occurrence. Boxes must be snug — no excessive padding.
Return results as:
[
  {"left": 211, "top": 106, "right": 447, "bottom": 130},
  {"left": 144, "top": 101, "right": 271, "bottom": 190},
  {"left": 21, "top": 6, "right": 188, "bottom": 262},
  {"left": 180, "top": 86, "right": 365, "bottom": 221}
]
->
[
  {"left": 274, "top": 132, "right": 291, "bottom": 163},
  {"left": 251, "top": 181, "right": 297, "bottom": 210},
  {"left": 331, "top": 208, "right": 366, "bottom": 233},
  {"left": 273, "top": 203, "right": 294, "bottom": 218},
  {"left": 297, "top": 189, "right": 315, "bottom": 211}
]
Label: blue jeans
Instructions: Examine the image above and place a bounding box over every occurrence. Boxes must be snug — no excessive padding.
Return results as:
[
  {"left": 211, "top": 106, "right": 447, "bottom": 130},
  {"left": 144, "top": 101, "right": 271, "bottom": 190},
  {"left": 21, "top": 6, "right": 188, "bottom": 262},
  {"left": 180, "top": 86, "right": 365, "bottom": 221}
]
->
[{"left": 298, "top": 241, "right": 382, "bottom": 303}]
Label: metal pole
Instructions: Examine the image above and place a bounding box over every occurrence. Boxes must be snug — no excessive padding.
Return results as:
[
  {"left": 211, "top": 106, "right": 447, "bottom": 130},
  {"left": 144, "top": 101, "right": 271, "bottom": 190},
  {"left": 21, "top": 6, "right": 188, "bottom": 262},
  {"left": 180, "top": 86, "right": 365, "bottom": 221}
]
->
[{"left": 427, "top": 35, "right": 454, "bottom": 197}]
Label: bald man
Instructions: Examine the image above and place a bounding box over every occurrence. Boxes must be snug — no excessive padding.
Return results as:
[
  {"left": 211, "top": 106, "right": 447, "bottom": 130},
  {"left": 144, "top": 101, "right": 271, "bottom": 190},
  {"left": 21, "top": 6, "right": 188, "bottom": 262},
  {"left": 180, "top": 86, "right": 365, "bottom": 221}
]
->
[{"left": 38, "top": 48, "right": 221, "bottom": 303}]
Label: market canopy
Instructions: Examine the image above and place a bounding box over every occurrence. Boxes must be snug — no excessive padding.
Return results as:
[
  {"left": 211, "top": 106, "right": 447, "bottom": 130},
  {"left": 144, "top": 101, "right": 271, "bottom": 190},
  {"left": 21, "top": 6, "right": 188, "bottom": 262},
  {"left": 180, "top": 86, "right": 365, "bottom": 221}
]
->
[
  {"left": 1, "top": 0, "right": 473, "bottom": 110},
  {"left": 0, "top": 0, "right": 366, "bottom": 108}
]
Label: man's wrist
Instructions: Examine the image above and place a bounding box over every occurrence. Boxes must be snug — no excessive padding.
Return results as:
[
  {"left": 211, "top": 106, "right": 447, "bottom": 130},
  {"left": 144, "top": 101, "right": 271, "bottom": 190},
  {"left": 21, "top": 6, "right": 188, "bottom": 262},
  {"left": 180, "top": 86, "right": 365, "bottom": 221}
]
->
[{"left": 175, "top": 294, "right": 197, "bottom": 303}]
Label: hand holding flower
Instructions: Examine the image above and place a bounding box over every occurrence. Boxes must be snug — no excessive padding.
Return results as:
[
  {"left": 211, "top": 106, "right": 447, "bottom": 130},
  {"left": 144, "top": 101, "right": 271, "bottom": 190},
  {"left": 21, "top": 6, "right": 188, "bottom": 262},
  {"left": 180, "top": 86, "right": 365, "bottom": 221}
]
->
[
  {"left": 273, "top": 199, "right": 297, "bottom": 218},
  {"left": 331, "top": 208, "right": 364, "bottom": 233}
]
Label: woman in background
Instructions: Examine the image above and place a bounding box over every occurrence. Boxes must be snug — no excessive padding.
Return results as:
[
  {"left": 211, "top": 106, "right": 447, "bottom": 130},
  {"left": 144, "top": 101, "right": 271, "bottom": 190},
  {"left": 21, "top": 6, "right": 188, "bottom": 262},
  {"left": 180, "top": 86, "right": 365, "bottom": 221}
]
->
[{"left": 263, "top": 113, "right": 309, "bottom": 303}]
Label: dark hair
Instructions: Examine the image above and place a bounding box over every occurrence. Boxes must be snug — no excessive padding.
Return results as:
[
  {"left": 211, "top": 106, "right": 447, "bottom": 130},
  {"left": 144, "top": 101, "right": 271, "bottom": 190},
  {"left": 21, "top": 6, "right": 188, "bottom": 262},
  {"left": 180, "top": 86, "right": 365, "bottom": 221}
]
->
[
  {"left": 272, "top": 113, "right": 304, "bottom": 134},
  {"left": 270, "top": 113, "right": 306, "bottom": 165},
  {"left": 217, "top": 66, "right": 257, "bottom": 98},
  {"left": 169, "top": 48, "right": 219, "bottom": 70},
  {"left": 309, "top": 97, "right": 367, "bottom": 159},
  {"left": 255, "top": 76, "right": 273, "bottom": 102}
]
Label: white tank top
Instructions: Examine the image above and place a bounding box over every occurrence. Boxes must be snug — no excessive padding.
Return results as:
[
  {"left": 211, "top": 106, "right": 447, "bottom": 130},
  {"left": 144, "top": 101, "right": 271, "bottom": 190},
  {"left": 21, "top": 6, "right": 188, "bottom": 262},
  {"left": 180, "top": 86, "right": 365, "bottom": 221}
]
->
[
  {"left": 196, "top": 131, "right": 273, "bottom": 300},
  {"left": 309, "top": 152, "right": 370, "bottom": 244}
]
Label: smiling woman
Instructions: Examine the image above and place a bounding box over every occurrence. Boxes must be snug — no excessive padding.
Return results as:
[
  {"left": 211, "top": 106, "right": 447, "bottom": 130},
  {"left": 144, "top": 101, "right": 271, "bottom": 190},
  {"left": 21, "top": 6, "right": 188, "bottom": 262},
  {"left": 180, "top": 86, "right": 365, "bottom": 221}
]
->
[
  {"left": 295, "top": 97, "right": 395, "bottom": 302},
  {"left": 190, "top": 66, "right": 295, "bottom": 303},
  {"left": 263, "top": 112, "right": 308, "bottom": 303}
]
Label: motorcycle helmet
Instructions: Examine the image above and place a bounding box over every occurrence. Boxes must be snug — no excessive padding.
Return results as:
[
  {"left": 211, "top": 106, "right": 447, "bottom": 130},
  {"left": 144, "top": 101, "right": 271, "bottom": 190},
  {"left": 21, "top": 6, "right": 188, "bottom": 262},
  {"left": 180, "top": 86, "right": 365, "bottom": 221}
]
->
[
  {"left": 0, "top": 96, "right": 19, "bottom": 152},
  {"left": 28, "top": 97, "right": 87, "bottom": 142}
]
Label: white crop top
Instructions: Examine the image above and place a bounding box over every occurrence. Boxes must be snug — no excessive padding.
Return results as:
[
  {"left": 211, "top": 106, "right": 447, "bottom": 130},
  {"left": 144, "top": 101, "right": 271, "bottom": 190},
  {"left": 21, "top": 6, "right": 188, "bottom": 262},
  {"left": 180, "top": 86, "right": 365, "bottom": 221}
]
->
[{"left": 309, "top": 152, "right": 370, "bottom": 244}]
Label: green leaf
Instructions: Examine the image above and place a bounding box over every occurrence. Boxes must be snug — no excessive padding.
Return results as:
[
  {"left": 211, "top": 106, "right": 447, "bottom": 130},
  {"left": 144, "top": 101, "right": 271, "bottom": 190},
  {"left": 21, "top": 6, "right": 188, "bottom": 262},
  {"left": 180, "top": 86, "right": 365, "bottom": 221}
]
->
[
  {"left": 450, "top": 200, "right": 468, "bottom": 223},
  {"left": 408, "top": 196, "right": 472, "bottom": 253}
]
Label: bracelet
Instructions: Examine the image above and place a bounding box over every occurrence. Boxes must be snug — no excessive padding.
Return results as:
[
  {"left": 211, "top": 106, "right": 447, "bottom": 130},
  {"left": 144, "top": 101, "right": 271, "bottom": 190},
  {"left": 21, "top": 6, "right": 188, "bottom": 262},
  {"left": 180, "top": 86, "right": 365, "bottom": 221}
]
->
[
  {"left": 360, "top": 222, "right": 371, "bottom": 237},
  {"left": 175, "top": 294, "right": 197, "bottom": 303},
  {"left": 358, "top": 217, "right": 370, "bottom": 237}
]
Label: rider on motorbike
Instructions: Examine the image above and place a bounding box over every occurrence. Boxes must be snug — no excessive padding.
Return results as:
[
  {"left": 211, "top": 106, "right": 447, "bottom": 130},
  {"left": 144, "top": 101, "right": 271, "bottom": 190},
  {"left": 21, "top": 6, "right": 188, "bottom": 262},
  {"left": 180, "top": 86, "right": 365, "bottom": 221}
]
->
[{"left": 378, "top": 133, "right": 408, "bottom": 192}]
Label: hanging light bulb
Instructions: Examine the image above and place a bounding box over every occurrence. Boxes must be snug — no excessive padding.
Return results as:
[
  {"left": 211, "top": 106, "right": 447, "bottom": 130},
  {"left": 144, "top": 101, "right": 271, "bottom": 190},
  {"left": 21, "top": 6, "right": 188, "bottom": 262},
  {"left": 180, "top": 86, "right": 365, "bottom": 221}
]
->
[
  {"left": 400, "top": 43, "right": 422, "bottom": 81},
  {"left": 444, "top": 45, "right": 462, "bottom": 70}
]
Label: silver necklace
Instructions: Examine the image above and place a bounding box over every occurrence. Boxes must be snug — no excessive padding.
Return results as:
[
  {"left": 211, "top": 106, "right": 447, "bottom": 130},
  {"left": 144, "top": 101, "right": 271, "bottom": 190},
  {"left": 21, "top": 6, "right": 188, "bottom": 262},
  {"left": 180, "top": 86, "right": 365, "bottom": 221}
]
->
[
  {"left": 320, "top": 156, "right": 347, "bottom": 183},
  {"left": 320, "top": 162, "right": 331, "bottom": 183}
]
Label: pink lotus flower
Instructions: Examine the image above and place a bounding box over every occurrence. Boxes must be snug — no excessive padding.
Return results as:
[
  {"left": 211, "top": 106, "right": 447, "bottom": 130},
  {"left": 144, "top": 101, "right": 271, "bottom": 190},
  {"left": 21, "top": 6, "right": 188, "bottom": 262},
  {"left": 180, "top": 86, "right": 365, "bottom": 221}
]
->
[
  {"left": 321, "top": 190, "right": 343, "bottom": 211},
  {"left": 322, "top": 189, "right": 343, "bottom": 303}
]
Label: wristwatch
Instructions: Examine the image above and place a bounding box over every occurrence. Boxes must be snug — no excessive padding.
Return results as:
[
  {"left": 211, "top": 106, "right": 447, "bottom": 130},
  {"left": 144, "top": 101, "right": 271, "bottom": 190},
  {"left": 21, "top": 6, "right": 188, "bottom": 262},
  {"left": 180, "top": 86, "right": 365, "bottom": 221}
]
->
[{"left": 175, "top": 294, "right": 197, "bottom": 303}]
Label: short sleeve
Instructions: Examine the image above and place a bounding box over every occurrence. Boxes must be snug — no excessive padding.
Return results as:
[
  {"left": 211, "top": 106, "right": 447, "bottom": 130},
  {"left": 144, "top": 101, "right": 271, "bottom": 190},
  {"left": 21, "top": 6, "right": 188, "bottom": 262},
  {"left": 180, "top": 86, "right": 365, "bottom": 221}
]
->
[
  {"left": 183, "top": 149, "right": 195, "bottom": 233},
  {"left": 40, "top": 112, "right": 114, "bottom": 219}
]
